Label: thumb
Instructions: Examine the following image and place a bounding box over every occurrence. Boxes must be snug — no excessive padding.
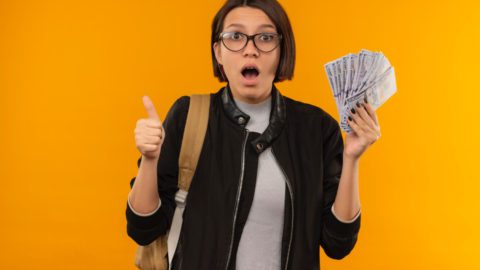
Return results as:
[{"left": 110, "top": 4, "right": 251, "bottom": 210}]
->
[{"left": 142, "top": 95, "right": 159, "bottom": 120}]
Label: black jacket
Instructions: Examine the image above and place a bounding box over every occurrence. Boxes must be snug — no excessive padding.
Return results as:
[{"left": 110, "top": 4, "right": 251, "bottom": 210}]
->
[{"left": 126, "top": 84, "right": 361, "bottom": 270}]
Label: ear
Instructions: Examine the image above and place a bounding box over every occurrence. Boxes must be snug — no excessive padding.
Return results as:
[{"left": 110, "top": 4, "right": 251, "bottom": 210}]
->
[{"left": 213, "top": 42, "right": 222, "bottom": 65}]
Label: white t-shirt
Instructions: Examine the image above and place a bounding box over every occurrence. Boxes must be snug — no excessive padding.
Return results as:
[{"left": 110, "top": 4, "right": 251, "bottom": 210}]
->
[{"left": 234, "top": 95, "right": 285, "bottom": 270}]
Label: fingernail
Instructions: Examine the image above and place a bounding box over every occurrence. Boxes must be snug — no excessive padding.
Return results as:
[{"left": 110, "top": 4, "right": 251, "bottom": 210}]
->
[
  {"left": 348, "top": 116, "right": 352, "bottom": 121},
  {"left": 350, "top": 108, "right": 356, "bottom": 114},
  {"left": 356, "top": 102, "right": 361, "bottom": 108}
]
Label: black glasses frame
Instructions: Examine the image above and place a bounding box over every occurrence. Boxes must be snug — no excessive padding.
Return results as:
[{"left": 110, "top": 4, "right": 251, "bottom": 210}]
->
[{"left": 218, "top": 32, "right": 282, "bottom": 53}]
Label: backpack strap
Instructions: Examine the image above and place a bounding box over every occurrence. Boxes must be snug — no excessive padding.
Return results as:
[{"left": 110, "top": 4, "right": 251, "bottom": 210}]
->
[
  {"left": 167, "top": 94, "right": 210, "bottom": 269},
  {"left": 178, "top": 94, "right": 211, "bottom": 192}
]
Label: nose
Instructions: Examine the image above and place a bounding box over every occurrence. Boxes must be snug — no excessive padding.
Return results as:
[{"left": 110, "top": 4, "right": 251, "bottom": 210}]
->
[{"left": 242, "top": 39, "right": 259, "bottom": 57}]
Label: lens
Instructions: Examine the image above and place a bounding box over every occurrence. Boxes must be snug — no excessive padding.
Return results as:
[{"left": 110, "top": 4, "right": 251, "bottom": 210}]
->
[
  {"left": 254, "top": 33, "right": 281, "bottom": 52},
  {"left": 221, "top": 32, "right": 247, "bottom": 51}
]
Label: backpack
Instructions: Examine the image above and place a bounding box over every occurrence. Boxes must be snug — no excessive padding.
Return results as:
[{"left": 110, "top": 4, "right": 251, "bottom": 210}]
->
[{"left": 134, "top": 94, "right": 211, "bottom": 270}]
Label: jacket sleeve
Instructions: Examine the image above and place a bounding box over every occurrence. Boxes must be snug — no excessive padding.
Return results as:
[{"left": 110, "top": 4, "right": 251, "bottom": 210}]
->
[
  {"left": 319, "top": 114, "right": 361, "bottom": 259},
  {"left": 125, "top": 96, "right": 190, "bottom": 246}
]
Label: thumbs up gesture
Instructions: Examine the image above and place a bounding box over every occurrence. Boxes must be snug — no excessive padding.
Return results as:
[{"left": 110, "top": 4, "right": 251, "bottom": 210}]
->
[{"left": 134, "top": 96, "right": 165, "bottom": 160}]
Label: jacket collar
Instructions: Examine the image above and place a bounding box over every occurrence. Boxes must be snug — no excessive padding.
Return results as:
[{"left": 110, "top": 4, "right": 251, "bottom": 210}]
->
[{"left": 221, "top": 83, "right": 286, "bottom": 154}]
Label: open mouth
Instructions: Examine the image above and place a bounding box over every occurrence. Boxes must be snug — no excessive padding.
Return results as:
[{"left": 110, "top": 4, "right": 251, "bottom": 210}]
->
[{"left": 241, "top": 66, "right": 260, "bottom": 80}]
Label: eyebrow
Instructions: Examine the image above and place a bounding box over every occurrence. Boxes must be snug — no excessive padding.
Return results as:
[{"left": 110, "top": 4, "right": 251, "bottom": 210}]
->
[{"left": 224, "top": 23, "right": 276, "bottom": 31}]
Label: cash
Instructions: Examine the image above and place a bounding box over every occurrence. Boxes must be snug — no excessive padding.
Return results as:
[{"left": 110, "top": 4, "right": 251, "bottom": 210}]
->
[{"left": 324, "top": 49, "right": 397, "bottom": 132}]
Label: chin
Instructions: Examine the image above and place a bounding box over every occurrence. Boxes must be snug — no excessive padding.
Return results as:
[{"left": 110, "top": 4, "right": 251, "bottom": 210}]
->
[
  {"left": 229, "top": 78, "right": 272, "bottom": 102},
  {"left": 238, "top": 86, "right": 261, "bottom": 96},
  {"left": 241, "top": 89, "right": 271, "bottom": 104}
]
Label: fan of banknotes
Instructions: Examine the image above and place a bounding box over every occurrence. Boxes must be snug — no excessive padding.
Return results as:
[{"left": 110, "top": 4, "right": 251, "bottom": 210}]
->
[{"left": 324, "top": 49, "right": 397, "bottom": 132}]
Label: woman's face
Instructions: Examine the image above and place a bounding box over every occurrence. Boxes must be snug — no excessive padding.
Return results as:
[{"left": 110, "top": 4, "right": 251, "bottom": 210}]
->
[{"left": 214, "top": 7, "right": 281, "bottom": 104}]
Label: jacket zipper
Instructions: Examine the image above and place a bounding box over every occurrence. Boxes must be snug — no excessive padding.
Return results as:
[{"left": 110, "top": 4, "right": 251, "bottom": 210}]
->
[
  {"left": 225, "top": 129, "right": 249, "bottom": 270},
  {"left": 271, "top": 147, "right": 294, "bottom": 270}
]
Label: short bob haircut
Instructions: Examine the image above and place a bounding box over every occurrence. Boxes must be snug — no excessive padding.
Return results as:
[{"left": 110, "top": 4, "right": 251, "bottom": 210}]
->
[{"left": 211, "top": 0, "right": 296, "bottom": 83}]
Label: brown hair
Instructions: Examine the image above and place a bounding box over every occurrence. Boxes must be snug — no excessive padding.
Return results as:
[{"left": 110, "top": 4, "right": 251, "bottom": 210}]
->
[{"left": 211, "top": 0, "right": 296, "bottom": 83}]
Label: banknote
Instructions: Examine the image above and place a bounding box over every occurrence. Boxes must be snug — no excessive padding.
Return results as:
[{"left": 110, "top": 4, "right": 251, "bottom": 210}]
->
[{"left": 324, "top": 49, "right": 397, "bottom": 132}]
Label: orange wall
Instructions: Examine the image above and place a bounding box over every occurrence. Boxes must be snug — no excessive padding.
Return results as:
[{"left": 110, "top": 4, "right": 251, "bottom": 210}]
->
[{"left": 1, "top": 0, "right": 479, "bottom": 269}]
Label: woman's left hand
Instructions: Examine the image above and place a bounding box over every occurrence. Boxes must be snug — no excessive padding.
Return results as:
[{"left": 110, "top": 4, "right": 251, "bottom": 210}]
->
[{"left": 344, "top": 100, "right": 381, "bottom": 159}]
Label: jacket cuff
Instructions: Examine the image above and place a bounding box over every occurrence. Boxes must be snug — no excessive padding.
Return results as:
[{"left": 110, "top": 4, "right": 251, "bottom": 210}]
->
[
  {"left": 324, "top": 204, "right": 361, "bottom": 237},
  {"left": 126, "top": 200, "right": 164, "bottom": 231}
]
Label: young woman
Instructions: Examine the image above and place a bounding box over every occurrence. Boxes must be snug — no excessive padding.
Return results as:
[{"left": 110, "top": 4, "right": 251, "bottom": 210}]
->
[{"left": 126, "top": 1, "right": 381, "bottom": 269}]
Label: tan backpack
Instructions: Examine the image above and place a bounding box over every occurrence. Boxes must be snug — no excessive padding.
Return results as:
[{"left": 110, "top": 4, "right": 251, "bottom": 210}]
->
[{"left": 134, "top": 94, "right": 211, "bottom": 270}]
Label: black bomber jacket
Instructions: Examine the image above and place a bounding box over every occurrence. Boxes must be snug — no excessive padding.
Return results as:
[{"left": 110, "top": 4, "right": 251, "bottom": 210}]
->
[{"left": 126, "top": 84, "right": 361, "bottom": 270}]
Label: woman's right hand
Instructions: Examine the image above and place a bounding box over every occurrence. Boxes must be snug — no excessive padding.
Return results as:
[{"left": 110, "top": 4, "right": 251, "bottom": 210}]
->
[{"left": 135, "top": 96, "right": 165, "bottom": 160}]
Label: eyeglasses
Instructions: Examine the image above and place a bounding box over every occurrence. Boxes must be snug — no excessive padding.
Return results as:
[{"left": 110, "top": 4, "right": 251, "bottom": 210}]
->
[{"left": 218, "top": 32, "right": 282, "bottom": 53}]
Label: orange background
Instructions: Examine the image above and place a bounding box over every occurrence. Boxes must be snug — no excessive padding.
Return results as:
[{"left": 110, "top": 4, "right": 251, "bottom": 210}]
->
[{"left": 1, "top": 0, "right": 479, "bottom": 269}]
